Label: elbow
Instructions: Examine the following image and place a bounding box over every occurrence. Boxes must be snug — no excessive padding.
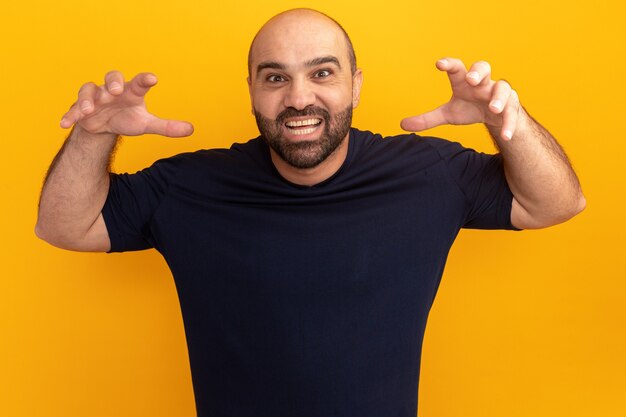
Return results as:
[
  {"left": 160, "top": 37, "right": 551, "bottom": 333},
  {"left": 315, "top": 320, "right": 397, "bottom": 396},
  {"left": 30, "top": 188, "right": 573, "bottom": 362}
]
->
[
  {"left": 574, "top": 193, "right": 587, "bottom": 216},
  {"left": 563, "top": 191, "right": 587, "bottom": 221},
  {"left": 34, "top": 220, "right": 62, "bottom": 248},
  {"left": 34, "top": 220, "right": 74, "bottom": 250},
  {"left": 35, "top": 216, "right": 110, "bottom": 252},
  {"left": 513, "top": 192, "right": 586, "bottom": 230},
  {"left": 542, "top": 192, "right": 587, "bottom": 228},
  {"left": 34, "top": 220, "right": 49, "bottom": 242}
]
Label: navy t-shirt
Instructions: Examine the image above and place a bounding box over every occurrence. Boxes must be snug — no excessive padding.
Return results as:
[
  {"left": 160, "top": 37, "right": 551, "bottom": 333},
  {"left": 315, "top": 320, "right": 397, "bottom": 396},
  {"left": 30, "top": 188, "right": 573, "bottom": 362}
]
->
[{"left": 102, "top": 128, "right": 517, "bottom": 417}]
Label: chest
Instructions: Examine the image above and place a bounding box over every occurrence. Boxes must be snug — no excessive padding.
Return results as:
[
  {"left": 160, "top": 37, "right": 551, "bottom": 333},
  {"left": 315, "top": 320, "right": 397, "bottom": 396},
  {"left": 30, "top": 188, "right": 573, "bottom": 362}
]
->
[{"left": 153, "top": 175, "right": 463, "bottom": 299}]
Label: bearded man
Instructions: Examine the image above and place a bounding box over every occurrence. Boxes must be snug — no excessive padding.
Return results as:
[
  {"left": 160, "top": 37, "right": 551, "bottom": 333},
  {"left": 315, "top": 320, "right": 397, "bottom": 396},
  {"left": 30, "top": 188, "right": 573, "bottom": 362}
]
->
[{"left": 36, "top": 8, "right": 585, "bottom": 417}]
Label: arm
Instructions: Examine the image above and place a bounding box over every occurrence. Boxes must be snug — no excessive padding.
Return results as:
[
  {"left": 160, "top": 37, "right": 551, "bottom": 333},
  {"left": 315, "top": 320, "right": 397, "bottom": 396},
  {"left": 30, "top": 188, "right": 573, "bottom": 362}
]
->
[
  {"left": 487, "top": 109, "right": 585, "bottom": 229},
  {"left": 400, "top": 58, "right": 585, "bottom": 229},
  {"left": 35, "top": 72, "right": 194, "bottom": 251},
  {"left": 36, "top": 126, "right": 118, "bottom": 251}
]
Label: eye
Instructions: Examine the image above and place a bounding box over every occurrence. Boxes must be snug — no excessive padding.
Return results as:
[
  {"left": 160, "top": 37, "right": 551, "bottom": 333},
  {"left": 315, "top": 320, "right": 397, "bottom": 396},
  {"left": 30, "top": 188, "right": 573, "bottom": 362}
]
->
[
  {"left": 314, "top": 69, "right": 332, "bottom": 78},
  {"left": 266, "top": 74, "right": 286, "bottom": 83}
]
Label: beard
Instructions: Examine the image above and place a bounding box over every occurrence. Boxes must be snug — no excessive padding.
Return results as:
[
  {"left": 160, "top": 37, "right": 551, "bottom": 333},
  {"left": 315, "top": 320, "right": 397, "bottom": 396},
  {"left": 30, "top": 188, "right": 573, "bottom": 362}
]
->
[{"left": 254, "top": 104, "right": 353, "bottom": 169}]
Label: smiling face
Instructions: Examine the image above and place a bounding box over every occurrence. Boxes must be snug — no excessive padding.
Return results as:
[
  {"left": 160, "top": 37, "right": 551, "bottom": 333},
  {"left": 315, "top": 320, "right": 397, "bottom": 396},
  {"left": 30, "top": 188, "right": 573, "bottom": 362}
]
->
[{"left": 248, "top": 10, "right": 362, "bottom": 175}]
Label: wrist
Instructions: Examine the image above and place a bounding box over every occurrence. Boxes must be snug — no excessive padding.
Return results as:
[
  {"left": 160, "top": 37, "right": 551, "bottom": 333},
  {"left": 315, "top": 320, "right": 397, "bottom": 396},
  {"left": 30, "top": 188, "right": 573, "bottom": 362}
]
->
[
  {"left": 487, "top": 106, "right": 532, "bottom": 145},
  {"left": 70, "top": 124, "right": 120, "bottom": 144}
]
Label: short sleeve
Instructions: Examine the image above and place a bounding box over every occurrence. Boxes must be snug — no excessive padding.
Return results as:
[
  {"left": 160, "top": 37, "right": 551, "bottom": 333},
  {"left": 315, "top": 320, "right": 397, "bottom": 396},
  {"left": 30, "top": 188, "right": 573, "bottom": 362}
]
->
[
  {"left": 102, "top": 156, "right": 182, "bottom": 252},
  {"left": 427, "top": 138, "right": 519, "bottom": 230}
]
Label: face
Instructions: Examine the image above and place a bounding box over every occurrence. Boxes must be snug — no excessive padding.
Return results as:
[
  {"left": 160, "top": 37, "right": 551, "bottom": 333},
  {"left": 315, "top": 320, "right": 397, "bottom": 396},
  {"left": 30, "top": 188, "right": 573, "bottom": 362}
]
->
[
  {"left": 253, "top": 103, "right": 353, "bottom": 169},
  {"left": 248, "top": 12, "right": 362, "bottom": 170}
]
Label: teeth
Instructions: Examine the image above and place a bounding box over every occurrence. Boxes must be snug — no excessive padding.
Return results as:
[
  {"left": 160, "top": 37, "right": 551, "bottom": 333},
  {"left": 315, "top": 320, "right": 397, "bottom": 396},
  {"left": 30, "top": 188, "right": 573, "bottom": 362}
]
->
[
  {"left": 285, "top": 118, "right": 321, "bottom": 128},
  {"left": 290, "top": 127, "right": 317, "bottom": 135}
]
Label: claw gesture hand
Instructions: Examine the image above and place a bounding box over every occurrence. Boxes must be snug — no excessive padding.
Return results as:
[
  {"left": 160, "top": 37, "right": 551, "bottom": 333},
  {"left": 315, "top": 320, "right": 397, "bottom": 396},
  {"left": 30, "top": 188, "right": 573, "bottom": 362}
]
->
[
  {"left": 60, "top": 71, "right": 194, "bottom": 138},
  {"left": 400, "top": 58, "right": 520, "bottom": 141}
]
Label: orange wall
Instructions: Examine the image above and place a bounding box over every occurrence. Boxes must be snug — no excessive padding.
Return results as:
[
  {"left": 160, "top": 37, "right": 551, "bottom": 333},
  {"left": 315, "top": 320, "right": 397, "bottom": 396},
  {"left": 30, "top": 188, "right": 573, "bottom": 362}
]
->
[{"left": 2, "top": 1, "right": 624, "bottom": 416}]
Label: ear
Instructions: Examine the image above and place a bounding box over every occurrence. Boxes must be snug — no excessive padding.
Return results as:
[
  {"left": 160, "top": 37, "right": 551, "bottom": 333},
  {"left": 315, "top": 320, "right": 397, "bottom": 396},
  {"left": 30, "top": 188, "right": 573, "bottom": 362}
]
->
[
  {"left": 247, "top": 76, "right": 254, "bottom": 116},
  {"left": 351, "top": 69, "right": 363, "bottom": 109}
]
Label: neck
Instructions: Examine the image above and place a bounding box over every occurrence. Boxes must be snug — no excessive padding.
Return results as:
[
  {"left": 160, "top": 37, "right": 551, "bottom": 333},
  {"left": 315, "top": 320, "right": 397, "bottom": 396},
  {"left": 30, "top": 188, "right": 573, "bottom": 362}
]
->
[{"left": 270, "top": 133, "right": 350, "bottom": 186}]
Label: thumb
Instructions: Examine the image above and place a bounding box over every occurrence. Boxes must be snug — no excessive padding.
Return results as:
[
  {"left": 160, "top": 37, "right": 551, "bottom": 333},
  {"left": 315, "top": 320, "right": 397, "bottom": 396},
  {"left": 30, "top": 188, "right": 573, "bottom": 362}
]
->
[
  {"left": 400, "top": 105, "right": 447, "bottom": 132},
  {"left": 145, "top": 115, "right": 195, "bottom": 138}
]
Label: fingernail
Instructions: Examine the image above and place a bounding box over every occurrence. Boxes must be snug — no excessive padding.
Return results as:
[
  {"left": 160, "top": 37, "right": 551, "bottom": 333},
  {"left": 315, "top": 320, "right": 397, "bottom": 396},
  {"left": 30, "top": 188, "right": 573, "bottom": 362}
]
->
[
  {"left": 437, "top": 59, "right": 448, "bottom": 67},
  {"left": 491, "top": 100, "right": 503, "bottom": 111},
  {"left": 467, "top": 71, "right": 480, "bottom": 81},
  {"left": 503, "top": 130, "right": 513, "bottom": 140}
]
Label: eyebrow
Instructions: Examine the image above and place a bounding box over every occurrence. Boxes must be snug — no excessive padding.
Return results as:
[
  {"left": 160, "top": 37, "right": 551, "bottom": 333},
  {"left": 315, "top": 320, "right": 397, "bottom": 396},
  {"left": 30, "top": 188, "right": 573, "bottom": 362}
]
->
[
  {"left": 256, "top": 55, "right": 342, "bottom": 76},
  {"left": 306, "top": 56, "right": 341, "bottom": 69}
]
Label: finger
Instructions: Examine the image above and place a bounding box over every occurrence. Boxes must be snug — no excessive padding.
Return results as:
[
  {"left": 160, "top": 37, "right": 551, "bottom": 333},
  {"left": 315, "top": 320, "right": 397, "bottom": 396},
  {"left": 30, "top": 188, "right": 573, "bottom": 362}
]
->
[
  {"left": 104, "top": 70, "right": 125, "bottom": 95},
  {"left": 465, "top": 60, "right": 491, "bottom": 86},
  {"left": 128, "top": 72, "right": 158, "bottom": 97},
  {"left": 400, "top": 105, "right": 448, "bottom": 132},
  {"left": 488, "top": 80, "right": 512, "bottom": 115},
  {"left": 144, "top": 115, "right": 194, "bottom": 137},
  {"left": 435, "top": 57, "right": 468, "bottom": 86},
  {"left": 76, "top": 82, "right": 99, "bottom": 115},
  {"left": 60, "top": 103, "right": 82, "bottom": 128},
  {"left": 500, "top": 90, "right": 519, "bottom": 141}
]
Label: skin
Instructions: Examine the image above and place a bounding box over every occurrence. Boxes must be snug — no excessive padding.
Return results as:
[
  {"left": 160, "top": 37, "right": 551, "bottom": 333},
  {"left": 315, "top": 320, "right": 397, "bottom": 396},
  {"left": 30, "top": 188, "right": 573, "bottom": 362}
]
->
[
  {"left": 247, "top": 9, "right": 363, "bottom": 185},
  {"left": 400, "top": 58, "right": 586, "bottom": 228},
  {"left": 36, "top": 72, "right": 194, "bottom": 252},
  {"left": 36, "top": 8, "right": 585, "bottom": 252}
]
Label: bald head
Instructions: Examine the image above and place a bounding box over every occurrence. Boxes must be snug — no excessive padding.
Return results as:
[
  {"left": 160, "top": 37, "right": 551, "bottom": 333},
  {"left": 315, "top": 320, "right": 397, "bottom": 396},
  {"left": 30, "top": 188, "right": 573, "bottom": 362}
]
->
[{"left": 248, "top": 8, "right": 357, "bottom": 77}]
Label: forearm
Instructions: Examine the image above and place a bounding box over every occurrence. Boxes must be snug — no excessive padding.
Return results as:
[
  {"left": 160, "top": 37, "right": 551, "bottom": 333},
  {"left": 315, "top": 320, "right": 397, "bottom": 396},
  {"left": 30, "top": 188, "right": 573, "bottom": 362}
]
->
[
  {"left": 36, "top": 126, "right": 119, "bottom": 245},
  {"left": 488, "top": 109, "right": 586, "bottom": 228}
]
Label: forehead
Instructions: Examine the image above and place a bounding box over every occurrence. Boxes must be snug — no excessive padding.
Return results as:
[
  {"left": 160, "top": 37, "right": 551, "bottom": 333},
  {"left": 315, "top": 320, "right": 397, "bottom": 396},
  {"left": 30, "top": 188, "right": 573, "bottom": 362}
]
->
[{"left": 250, "top": 14, "right": 348, "bottom": 71}]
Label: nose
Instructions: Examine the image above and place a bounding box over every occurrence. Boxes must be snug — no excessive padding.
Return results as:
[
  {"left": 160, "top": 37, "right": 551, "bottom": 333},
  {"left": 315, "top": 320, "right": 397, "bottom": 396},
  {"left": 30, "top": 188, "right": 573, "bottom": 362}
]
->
[{"left": 283, "top": 77, "right": 316, "bottom": 110}]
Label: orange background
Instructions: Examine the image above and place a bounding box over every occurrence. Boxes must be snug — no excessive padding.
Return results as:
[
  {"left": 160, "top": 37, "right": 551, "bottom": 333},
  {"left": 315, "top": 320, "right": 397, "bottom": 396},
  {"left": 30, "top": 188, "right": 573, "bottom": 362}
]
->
[{"left": 2, "top": 1, "right": 624, "bottom": 416}]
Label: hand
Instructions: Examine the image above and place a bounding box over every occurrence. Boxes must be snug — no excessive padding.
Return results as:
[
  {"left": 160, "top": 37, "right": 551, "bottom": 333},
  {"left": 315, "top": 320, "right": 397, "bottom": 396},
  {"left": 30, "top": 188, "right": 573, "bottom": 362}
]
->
[
  {"left": 400, "top": 58, "right": 520, "bottom": 141},
  {"left": 60, "top": 71, "right": 194, "bottom": 138}
]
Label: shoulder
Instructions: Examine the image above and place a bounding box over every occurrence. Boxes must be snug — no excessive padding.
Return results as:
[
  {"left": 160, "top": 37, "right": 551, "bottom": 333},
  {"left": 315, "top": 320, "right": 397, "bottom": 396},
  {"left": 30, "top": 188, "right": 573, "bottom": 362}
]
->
[
  {"left": 141, "top": 136, "right": 267, "bottom": 176},
  {"left": 349, "top": 128, "right": 477, "bottom": 168},
  {"left": 109, "top": 137, "right": 268, "bottom": 196},
  {"left": 351, "top": 127, "right": 464, "bottom": 152},
  {"left": 138, "top": 137, "right": 278, "bottom": 197}
]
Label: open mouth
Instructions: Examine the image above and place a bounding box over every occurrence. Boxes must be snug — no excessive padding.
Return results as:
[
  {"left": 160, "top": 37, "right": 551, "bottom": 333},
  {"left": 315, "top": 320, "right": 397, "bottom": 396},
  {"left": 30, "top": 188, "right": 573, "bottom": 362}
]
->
[{"left": 284, "top": 118, "right": 323, "bottom": 136}]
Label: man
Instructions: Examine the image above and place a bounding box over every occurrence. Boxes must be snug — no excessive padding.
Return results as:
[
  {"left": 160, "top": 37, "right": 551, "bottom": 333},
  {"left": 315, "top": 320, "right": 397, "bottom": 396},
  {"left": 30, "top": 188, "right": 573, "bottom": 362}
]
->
[{"left": 36, "top": 8, "right": 585, "bottom": 417}]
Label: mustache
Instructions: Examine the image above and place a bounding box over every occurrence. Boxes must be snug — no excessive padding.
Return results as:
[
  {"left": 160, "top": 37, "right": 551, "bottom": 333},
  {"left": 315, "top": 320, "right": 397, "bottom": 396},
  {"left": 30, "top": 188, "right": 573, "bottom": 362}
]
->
[{"left": 275, "top": 106, "right": 330, "bottom": 125}]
